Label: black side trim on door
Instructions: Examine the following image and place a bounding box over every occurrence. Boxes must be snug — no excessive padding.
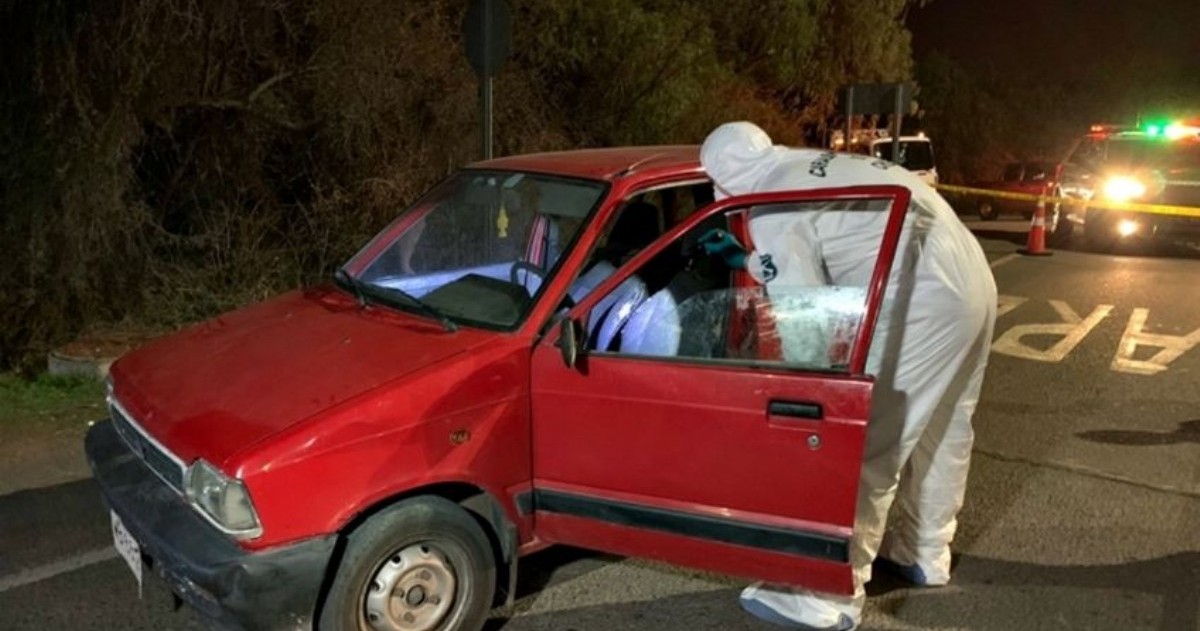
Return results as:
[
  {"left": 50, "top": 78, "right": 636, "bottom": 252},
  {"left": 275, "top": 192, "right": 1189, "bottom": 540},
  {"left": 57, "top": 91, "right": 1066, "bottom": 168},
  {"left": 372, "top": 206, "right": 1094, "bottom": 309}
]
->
[{"left": 531, "top": 489, "right": 848, "bottom": 563}]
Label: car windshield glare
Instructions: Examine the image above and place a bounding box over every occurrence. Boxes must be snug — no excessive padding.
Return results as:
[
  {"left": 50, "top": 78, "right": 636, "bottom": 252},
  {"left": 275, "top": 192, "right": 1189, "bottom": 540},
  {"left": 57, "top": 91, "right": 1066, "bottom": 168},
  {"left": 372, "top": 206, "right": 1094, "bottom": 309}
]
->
[{"left": 344, "top": 171, "right": 606, "bottom": 329}]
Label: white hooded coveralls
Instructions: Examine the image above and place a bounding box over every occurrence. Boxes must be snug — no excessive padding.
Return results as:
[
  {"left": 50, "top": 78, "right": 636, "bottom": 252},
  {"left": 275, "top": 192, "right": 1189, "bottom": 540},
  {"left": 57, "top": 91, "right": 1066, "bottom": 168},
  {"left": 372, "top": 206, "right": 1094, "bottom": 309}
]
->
[{"left": 701, "top": 122, "right": 997, "bottom": 629}]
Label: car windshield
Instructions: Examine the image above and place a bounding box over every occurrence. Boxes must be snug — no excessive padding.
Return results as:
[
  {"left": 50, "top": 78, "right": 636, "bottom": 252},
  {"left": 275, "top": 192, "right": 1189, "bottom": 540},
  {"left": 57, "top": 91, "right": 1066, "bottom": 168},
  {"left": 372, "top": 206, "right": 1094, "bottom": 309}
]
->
[
  {"left": 342, "top": 170, "right": 607, "bottom": 330},
  {"left": 1104, "top": 138, "right": 1200, "bottom": 171},
  {"left": 873, "top": 140, "right": 935, "bottom": 171}
]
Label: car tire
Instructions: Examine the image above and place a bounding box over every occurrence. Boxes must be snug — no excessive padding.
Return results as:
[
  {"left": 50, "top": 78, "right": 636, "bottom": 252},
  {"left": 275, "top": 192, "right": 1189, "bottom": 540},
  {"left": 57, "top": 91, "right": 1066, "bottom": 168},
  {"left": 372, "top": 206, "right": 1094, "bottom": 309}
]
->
[
  {"left": 319, "top": 496, "right": 497, "bottom": 631},
  {"left": 977, "top": 201, "right": 999, "bottom": 221}
]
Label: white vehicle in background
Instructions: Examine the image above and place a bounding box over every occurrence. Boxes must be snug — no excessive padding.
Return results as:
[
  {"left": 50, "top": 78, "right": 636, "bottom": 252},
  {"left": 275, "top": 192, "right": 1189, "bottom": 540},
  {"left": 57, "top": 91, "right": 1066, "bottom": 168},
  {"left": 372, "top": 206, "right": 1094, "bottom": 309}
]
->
[{"left": 831, "top": 129, "right": 939, "bottom": 187}]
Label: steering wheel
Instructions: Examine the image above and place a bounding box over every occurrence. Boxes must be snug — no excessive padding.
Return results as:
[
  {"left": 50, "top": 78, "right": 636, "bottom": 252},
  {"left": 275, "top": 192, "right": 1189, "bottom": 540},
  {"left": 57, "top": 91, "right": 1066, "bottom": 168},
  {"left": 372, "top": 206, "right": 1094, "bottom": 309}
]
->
[{"left": 510, "top": 261, "right": 546, "bottom": 292}]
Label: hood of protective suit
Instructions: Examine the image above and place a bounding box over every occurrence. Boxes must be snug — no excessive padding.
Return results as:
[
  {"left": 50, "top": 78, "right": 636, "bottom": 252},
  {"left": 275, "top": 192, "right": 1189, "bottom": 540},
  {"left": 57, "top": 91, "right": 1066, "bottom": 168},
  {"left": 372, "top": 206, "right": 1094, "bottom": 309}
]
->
[{"left": 700, "top": 122, "right": 784, "bottom": 199}]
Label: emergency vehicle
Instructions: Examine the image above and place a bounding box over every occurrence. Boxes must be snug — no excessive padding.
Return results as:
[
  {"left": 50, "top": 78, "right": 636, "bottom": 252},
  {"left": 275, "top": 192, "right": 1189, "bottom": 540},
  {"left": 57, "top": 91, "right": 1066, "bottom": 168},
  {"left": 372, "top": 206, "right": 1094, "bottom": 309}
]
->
[{"left": 1059, "top": 121, "right": 1200, "bottom": 250}]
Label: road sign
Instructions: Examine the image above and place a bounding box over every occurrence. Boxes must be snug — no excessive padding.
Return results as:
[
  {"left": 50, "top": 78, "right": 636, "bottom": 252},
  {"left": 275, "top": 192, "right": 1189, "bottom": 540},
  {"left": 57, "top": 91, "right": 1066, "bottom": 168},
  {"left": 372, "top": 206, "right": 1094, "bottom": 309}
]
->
[
  {"left": 838, "top": 83, "right": 913, "bottom": 168},
  {"left": 836, "top": 83, "right": 913, "bottom": 116},
  {"left": 463, "top": 0, "right": 512, "bottom": 160},
  {"left": 464, "top": 0, "right": 512, "bottom": 78}
]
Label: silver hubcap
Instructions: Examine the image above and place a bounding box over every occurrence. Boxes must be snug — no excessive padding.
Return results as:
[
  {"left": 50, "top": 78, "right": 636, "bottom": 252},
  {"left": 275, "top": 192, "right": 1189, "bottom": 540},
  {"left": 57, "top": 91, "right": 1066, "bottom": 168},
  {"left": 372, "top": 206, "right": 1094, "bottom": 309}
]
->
[{"left": 363, "top": 544, "right": 456, "bottom": 631}]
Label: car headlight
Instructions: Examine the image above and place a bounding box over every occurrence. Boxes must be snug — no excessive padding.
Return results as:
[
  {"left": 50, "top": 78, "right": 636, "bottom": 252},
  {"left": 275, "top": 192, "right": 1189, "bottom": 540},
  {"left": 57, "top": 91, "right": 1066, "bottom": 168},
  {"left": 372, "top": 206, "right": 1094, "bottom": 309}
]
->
[
  {"left": 184, "top": 459, "right": 262, "bottom": 539},
  {"left": 1102, "top": 176, "right": 1147, "bottom": 202}
]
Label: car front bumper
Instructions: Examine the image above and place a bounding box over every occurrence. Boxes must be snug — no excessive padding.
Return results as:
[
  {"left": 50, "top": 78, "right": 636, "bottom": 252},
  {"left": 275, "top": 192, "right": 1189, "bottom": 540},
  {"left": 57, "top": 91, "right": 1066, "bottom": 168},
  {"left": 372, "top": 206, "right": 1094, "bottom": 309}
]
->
[
  {"left": 85, "top": 420, "right": 336, "bottom": 631},
  {"left": 1081, "top": 206, "right": 1200, "bottom": 239}
]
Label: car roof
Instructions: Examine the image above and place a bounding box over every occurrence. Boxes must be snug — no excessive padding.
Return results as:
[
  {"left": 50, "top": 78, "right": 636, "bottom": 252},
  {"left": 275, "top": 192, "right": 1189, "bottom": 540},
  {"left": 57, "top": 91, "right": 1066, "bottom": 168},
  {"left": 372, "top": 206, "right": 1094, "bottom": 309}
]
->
[{"left": 468, "top": 146, "right": 702, "bottom": 182}]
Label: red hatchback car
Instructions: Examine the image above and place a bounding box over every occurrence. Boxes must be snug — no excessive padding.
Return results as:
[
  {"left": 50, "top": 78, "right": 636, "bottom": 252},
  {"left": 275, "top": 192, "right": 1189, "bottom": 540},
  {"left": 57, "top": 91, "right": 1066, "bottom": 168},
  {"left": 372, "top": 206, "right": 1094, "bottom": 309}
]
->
[{"left": 86, "top": 146, "right": 912, "bottom": 631}]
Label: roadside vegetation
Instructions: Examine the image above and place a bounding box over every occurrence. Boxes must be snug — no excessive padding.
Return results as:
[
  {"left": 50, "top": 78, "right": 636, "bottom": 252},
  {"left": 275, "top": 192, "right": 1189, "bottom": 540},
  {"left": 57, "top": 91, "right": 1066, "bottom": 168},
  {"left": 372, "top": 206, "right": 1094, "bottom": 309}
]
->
[
  {"left": 1, "top": 0, "right": 1195, "bottom": 376},
  {"left": 0, "top": 373, "right": 105, "bottom": 429},
  {"left": 0, "top": 0, "right": 928, "bottom": 373}
]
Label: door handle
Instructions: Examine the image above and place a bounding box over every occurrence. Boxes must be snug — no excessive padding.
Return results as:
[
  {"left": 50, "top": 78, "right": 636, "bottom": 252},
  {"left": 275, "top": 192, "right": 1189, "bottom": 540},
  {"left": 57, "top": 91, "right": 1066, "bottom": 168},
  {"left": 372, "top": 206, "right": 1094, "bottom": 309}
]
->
[{"left": 768, "top": 400, "right": 823, "bottom": 420}]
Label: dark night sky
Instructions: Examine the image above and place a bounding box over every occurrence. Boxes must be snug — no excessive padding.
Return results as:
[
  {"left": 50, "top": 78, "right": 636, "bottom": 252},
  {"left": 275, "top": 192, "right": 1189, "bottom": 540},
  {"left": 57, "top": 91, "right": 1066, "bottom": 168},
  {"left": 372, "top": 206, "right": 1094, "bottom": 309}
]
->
[{"left": 907, "top": 0, "right": 1200, "bottom": 86}]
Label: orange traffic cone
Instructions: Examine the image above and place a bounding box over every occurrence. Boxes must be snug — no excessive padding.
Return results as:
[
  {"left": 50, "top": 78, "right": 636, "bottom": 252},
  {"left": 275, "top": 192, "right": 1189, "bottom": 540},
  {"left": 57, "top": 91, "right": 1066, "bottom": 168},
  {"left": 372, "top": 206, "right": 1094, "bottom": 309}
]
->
[{"left": 1019, "top": 196, "right": 1054, "bottom": 256}]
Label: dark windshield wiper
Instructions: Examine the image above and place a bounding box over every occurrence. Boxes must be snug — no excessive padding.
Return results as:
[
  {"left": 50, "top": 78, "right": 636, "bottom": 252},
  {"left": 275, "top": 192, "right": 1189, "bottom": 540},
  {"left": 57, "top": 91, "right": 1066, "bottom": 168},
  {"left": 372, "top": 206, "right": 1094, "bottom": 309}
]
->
[
  {"left": 334, "top": 268, "right": 368, "bottom": 308},
  {"left": 335, "top": 269, "right": 458, "bottom": 332},
  {"left": 375, "top": 284, "right": 459, "bottom": 333}
]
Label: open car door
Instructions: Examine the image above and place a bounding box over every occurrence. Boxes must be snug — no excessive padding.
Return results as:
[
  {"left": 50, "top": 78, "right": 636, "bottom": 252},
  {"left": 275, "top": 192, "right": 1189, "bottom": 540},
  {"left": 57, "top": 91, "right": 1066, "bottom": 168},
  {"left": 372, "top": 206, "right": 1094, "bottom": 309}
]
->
[{"left": 526, "top": 185, "right": 912, "bottom": 596}]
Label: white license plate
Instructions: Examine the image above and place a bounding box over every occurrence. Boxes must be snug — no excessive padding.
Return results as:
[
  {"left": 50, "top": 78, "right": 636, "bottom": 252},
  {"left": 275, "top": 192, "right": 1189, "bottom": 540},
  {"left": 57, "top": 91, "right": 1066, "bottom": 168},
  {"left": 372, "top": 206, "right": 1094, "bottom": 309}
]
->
[{"left": 110, "top": 511, "right": 143, "bottom": 597}]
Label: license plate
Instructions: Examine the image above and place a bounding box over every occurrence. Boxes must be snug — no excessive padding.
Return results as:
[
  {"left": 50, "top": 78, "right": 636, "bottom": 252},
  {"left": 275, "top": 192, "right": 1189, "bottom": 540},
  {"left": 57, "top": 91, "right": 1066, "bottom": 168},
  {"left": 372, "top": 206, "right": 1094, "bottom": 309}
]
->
[{"left": 110, "top": 511, "right": 143, "bottom": 597}]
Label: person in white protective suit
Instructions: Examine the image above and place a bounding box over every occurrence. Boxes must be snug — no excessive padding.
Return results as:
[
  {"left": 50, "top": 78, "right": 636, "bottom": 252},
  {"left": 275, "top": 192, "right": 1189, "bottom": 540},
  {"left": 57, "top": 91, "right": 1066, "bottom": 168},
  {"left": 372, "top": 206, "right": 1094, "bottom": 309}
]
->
[{"left": 698, "top": 122, "right": 997, "bottom": 631}]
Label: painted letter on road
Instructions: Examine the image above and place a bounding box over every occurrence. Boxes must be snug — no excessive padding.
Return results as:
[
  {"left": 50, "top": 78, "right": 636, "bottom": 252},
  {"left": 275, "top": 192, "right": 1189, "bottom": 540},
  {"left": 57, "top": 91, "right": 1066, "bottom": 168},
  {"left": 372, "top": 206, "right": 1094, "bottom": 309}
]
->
[
  {"left": 992, "top": 300, "right": 1114, "bottom": 362},
  {"left": 1111, "top": 309, "right": 1200, "bottom": 375},
  {"left": 996, "top": 295, "right": 1028, "bottom": 319}
]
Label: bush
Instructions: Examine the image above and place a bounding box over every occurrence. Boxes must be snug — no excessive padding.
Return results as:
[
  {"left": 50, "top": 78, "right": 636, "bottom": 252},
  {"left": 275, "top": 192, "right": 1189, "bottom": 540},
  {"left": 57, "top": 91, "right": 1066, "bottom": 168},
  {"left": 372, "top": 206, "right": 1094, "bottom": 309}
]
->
[{"left": 0, "top": 0, "right": 926, "bottom": 371}]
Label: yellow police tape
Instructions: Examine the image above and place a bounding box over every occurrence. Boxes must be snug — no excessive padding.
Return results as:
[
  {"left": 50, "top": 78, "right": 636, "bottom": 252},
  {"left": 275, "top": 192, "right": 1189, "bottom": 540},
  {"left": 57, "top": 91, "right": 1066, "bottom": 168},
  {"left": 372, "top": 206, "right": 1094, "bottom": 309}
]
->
[{"left": 935, "top": 183, "right": 1200, "bottom": 219}]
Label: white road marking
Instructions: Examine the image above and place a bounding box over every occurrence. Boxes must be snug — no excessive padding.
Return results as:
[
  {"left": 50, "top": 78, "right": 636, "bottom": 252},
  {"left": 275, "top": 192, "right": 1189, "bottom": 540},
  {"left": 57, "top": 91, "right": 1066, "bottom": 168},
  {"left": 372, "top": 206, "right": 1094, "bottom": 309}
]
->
[
  {"left": 1111, "top": 308, "right": 1200, "bottom": 375},
  {"left": 992, "top": 300, "right": 1114, "bottom": 362},
  {"left": 989, "top": 253, "right": 1020, "bottom": 269},
  {"left": 0, "top": 547, "right": 118, "bottom": 593},
  {"left": 996, "top": 295, "right": 1028, "bottom": 318}
]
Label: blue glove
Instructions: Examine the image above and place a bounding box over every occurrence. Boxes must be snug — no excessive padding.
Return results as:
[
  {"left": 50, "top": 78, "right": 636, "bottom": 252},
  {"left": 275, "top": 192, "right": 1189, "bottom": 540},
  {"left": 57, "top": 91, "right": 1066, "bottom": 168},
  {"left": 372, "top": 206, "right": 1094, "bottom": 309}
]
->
[{"left": 698, "top": 228, "right": 748, "bottom": 269}]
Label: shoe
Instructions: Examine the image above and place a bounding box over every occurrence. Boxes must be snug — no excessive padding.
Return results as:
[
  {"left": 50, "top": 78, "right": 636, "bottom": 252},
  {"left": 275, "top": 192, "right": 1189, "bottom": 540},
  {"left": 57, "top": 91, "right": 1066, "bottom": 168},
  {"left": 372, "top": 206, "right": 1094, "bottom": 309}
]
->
[
  {"left": 874, "top": 556, "right": 931, "bottom": 586},
  {"left": 739, "top": 593, "right": 856, "bottom": 630}
]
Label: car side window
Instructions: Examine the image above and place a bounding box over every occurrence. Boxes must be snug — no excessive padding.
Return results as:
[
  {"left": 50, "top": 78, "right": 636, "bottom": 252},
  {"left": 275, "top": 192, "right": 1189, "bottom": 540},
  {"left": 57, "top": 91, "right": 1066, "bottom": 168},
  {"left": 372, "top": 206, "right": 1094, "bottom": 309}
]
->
[
  {"left": 580, "top": 201, "right": 878, "bottom": 374},
  {"left": 1002, "top": 163, "right": 1023, "bottom": 182},
  {"left": 565, "top": 182, "right": 714, "bottom": 309}
]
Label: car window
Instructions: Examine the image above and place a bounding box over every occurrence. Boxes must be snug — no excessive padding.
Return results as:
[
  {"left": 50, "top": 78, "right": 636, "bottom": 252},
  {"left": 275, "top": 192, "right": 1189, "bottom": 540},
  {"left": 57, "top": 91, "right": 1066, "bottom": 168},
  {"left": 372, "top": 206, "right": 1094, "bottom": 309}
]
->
[
  {"left": 1002, "top": 163, "right": 1023, "bottom": 182},
  {"left": 1106, "top": 138, "right": 1200, "bottom": 170},
  {"left": 565, "top": 182, "right": 714, "bottom": 309},
  {"left": 1026, "top": 162, "right": 1052, "bottom": 180},
  {"left": 580, "top": 200, "right": 887, "bottom": 374},
  {"left": 346, "top": 171, "right": 606, "bottom": 330},
  {"left": 1068, "top": 138, "right": 1105, "bottom": 170}
]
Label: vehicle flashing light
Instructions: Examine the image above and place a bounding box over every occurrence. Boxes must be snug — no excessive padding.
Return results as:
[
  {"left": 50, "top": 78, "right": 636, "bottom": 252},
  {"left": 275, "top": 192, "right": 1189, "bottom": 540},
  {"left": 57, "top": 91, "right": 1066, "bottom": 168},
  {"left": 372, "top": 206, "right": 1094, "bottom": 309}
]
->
[
  {"left": 1165, "top": 123, "right": 1199, "bottom": 140},
  {"left": 1102, "top": 175, "right": 1147, "bottom": 202},
  {"left": 1137, "top": 121, "right": 1200, "bottom": 140}
]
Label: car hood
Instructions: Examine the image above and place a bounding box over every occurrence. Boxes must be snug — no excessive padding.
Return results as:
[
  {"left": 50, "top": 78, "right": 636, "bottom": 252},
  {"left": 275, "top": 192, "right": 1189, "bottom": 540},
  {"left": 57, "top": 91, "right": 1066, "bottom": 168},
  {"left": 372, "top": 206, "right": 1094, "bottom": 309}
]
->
[{"left": 109, "top": 285, "right": 495, "bottom": 468}]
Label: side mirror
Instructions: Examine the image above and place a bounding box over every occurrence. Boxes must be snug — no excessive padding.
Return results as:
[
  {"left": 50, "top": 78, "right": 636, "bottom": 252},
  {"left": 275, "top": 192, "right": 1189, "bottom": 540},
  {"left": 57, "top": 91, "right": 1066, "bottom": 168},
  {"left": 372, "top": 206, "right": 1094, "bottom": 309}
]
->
[{"left": 559, "top": 317, "right": 584, "bottom": 369}]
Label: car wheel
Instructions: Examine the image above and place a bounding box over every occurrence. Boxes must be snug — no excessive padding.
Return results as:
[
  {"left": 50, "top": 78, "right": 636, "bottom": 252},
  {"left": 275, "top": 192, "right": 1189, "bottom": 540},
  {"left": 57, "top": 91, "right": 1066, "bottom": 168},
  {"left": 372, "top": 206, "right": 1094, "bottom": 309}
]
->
[
  {"left": 977, "top": 200, "right": 999, "bottom": 221},
  {"left": 319, "top": 496, "right": 496, "bottom": 631}
]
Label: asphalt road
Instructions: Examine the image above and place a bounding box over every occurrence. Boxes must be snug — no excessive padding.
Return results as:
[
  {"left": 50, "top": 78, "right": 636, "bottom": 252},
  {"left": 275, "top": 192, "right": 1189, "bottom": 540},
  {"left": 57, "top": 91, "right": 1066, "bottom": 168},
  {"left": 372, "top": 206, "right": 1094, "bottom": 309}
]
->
[{"left": 1, "top": 222, "right": 1198, "bottom": 631}]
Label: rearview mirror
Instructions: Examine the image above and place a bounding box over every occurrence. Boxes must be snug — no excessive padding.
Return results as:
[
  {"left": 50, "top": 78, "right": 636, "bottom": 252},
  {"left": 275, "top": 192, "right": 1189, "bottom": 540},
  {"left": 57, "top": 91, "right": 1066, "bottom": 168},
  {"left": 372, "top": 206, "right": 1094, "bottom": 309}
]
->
[{"left": 559, "top": 317, "right": 583, "bottom": 369}]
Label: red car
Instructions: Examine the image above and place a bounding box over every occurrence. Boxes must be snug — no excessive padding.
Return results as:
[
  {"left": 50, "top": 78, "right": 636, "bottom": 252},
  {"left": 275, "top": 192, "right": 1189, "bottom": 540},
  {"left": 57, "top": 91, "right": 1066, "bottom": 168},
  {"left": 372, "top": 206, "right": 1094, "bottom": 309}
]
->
[
  {"left": 969, "top": 161, "right": 1057, "bottom": 220},
  {"left": 87, "top": 146, "right": 911, "bottom": 631}
]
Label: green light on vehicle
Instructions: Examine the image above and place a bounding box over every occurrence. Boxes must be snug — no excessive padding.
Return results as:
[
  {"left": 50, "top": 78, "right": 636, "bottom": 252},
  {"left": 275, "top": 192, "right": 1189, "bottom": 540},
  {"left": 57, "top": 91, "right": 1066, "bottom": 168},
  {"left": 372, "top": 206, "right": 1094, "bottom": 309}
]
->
[{"left": 1145, "top": 124, "right": 1163, "bottom": 136}]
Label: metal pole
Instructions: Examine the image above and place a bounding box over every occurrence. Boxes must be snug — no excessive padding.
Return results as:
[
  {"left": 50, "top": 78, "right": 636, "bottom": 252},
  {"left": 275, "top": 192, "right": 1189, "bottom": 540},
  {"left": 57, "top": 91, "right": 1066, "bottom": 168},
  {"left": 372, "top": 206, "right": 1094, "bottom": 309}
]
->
[
  {"left": 480, "top": 0, "right": 494, "bottom": 160},
  {"left": 481, "top": 76, "right": 494, "bottom": 160},
  {"left": 891, "top": 85, "right": 903, "bottom": 166},
  {"left": 844, "top": 86, "right": 854, "bottom": 152}
]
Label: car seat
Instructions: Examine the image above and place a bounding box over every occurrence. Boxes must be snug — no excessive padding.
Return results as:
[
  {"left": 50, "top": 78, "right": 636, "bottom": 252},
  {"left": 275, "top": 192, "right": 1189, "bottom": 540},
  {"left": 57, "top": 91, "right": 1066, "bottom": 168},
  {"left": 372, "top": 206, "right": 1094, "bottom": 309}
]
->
[
  {"left": 567, "top": 261, "right": 648, "bottom": 351},
  {"left": 617, "top": 268, "right": 719, "bottom": 357},
  {"left": 564, "top": 201, "right": 663, "bottom": 351}
]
